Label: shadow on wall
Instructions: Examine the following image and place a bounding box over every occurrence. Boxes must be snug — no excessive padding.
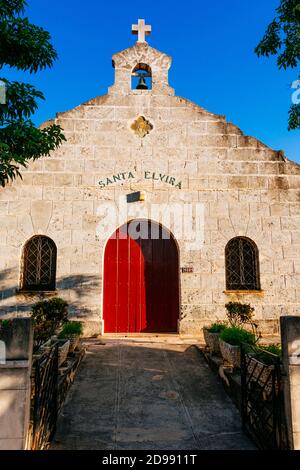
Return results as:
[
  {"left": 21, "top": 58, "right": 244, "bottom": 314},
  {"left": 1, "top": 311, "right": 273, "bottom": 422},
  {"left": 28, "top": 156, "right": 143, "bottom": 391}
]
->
[
  {"left": 0, "top": 271, "right": 99, "bottom": 318},
  {"left": 0, "top": 268, "right": 18, "bottom": 304}
]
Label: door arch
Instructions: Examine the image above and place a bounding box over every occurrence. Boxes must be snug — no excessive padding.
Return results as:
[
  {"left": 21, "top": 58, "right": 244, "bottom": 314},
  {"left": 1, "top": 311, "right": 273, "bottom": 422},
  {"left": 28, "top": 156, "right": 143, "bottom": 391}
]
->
[{"left": 103, "top": 219, "right": 180, "bottom": 333}]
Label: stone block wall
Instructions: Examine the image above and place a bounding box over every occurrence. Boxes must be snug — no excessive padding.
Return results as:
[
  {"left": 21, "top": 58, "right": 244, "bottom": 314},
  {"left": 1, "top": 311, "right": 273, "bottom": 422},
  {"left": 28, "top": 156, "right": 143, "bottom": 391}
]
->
[{"left": 0, "top": 42, "right": 299, "bottom": 335}]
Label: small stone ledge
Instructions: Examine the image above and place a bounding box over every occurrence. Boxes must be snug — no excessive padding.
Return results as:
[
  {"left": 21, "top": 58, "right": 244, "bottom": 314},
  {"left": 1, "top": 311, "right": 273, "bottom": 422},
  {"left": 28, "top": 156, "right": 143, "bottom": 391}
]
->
[
  {"left": 224, "top": 290, "right": 265, "bottom": 296},
  {"left": 16, "top": 290, "right": 57, "bottom": 296},
  {"left": 0, "top": 360, "right": 29, "bottom": 369}
]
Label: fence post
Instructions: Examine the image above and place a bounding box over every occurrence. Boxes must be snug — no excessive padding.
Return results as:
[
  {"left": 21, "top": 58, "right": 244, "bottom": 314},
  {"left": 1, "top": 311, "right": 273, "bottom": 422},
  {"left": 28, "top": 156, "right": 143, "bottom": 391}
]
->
[
  {"left": 280, "top": 316, "right": 300, "bottom": 450},
  {"left": 0, "top": 318, "right": 33, "bottom": 450}
]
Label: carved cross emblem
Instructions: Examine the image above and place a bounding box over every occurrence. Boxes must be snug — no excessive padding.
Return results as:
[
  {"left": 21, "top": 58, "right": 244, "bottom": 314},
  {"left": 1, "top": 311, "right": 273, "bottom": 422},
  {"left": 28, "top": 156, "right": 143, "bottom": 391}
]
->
[{"left": 131, "top": 116, "right": 153, "bottom": 138}]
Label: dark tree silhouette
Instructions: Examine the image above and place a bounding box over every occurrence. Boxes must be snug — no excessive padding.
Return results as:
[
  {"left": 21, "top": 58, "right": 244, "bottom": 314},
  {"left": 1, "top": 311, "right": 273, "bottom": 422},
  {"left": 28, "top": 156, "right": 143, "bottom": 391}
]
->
[
  {"left": 255, "top": 0, "right": 300, "bottom": 130},
  {"left": 0, "top": 0, "right": 65, "bottom": 187}
]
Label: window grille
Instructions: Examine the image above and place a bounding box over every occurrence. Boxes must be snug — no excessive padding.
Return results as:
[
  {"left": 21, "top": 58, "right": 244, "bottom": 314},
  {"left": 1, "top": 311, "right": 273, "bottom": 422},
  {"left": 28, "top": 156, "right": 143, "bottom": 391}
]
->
[
  {"left": 22, "top": 236, "right": 56, "bottom": 291},
  {"left": 225, "top": 237, "right": 260, "bottom": 291}
]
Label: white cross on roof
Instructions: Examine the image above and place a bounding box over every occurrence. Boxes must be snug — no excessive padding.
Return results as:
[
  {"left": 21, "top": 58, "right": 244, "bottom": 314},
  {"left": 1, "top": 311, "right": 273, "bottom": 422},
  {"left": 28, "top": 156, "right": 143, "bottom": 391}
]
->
[{"left": 132, "top": 19, "right": 152, "bottom": 43}]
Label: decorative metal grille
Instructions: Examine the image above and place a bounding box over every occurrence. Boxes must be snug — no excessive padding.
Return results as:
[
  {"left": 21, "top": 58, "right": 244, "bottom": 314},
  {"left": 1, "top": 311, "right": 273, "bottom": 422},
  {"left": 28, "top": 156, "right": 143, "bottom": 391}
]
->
[
  {"left": 225, "top": 237, "right": 260, "bottom": 290},
  {"left": 241, "top": 344, "right": 288, "bottom": 450},
  {"left": 31, "top": 344, "right": 58, "bottom": 450},
  {"left": 22, "top": 236, "right": 56, "bottom": 291}
]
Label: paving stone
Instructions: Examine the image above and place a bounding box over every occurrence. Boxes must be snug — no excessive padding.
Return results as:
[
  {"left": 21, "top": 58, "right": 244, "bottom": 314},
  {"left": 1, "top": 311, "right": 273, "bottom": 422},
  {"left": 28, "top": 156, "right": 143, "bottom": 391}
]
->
[{"left": 51, "top": 340, "right": 255, "bottom": 450}]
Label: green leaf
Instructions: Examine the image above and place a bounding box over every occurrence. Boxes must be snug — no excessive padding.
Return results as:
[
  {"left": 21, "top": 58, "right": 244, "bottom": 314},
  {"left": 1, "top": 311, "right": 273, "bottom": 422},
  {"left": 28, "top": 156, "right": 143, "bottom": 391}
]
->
[
  {"left": 0, "top": 1, "right": 27, "bottom": 18},
  {"left": 0, "top": 0, "right": 65, "bottom": 186},
  {"left": 255, "top": 20, "right": 282, "bottom": 57},
  {"left": 288, "top": 103, "right": 300, "bottom": 130},
  {"left": 0, "top": 17, "right": 57, "bottom": 72},
  {"left": 0, "top": 78, "right": 44, "bottom": 121},
  {"left": 0, "top": 121, "right": 66, "bottom": 186},
  {"left": 255, "top": 0, "right": 300, "bottom": 131}
]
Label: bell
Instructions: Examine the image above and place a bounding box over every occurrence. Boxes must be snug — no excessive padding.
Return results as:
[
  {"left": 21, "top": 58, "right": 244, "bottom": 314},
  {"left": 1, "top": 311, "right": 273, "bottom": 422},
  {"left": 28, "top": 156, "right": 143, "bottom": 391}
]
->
[{"left": 136, "top": 74, "right": 148, "bottom": 90}]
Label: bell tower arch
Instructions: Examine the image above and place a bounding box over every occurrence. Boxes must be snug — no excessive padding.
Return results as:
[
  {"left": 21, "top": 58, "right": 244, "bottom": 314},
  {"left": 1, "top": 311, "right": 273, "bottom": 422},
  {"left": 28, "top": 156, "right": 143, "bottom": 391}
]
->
[{"left": 108, "top": 19, "right": 174, "bottom": 96}]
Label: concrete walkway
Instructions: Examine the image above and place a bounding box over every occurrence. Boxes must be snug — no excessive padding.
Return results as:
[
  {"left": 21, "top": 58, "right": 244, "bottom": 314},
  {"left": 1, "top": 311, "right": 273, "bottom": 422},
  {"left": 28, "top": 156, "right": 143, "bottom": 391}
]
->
[{"left": 51, "top": 338, "right": 255, "bottom": 450}]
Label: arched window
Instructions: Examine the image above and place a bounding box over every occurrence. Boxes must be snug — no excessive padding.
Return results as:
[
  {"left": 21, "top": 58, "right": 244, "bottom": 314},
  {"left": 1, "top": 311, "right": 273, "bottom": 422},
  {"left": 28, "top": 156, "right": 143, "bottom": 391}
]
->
[
  {"left": 131, "top": 63, "right": 152, "bottom": 90},
  {"left": 225, "top": 237, "right": 260, "bottom": 291},
  {"left": 21, "top": 236, "right": 57, "bottom": 291}
]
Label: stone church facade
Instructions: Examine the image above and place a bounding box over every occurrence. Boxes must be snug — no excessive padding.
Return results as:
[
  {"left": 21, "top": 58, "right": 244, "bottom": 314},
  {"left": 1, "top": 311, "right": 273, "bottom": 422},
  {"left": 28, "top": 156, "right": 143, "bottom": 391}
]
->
[{"left": 0, "top": 21, "right": 300, "bottom": 336}]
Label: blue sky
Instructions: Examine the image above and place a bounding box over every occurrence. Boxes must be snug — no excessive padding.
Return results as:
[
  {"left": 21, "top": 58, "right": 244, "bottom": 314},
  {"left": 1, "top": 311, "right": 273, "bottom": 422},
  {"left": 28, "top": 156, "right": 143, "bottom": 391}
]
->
[{"left": 6, "top": 0, "right": 299, "bottom": 162}]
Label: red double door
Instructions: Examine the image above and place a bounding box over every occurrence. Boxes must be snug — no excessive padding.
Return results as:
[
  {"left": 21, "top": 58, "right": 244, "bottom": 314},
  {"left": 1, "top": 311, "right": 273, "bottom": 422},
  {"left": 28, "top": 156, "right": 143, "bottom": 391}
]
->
[{"left": 103, "top": 220, "right": 179, "bottom": 333}]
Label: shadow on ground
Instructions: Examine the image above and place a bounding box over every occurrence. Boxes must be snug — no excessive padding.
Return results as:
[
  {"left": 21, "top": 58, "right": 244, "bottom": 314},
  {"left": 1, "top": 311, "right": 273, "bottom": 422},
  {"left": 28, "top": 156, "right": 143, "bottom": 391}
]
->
[{"left": 51, "top": 340, "right": 255, "bottom": 450}]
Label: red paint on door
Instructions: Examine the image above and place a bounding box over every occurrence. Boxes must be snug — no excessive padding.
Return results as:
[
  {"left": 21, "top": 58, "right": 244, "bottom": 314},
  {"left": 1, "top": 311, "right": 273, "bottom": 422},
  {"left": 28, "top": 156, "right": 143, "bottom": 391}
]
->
[{"left": 103, "top": 220, "right": 179, "bottom": 333}]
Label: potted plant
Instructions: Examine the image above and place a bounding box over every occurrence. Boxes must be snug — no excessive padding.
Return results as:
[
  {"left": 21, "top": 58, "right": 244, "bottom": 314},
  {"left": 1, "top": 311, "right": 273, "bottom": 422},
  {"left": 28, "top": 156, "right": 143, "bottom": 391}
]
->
[
  {"left": 261, "top": 343, "right": 282, "bottom": 357},
  {"left": 40, "top": 335, "right": 70, "bottom": 367},
  {"left": 59, "top": 321, "right": 83, "bottom": 353},
  {"left": 246, "top": 343, "right": 282, "bottom": 398},
  {"left": 203, "top": 322, "right": 227, "bottom": 355},
  {"left": 31, "top": 298, "right": 69, "bottom": 352},
  {"left": 219, "top": 327, "right": 256, "bottom": 368},
  {"left": 225, "top": 301, "right": 259, "bottom": 336}
]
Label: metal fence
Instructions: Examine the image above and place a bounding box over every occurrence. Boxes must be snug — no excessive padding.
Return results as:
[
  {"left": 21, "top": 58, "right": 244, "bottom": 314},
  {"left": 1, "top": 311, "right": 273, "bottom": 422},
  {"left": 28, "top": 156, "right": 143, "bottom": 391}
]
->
[
  {"left": 30, "top": 344, "right": 58, "bottom": 450},
  {"left": 241, "top": 344, "right": 288, "bottom": 450}
]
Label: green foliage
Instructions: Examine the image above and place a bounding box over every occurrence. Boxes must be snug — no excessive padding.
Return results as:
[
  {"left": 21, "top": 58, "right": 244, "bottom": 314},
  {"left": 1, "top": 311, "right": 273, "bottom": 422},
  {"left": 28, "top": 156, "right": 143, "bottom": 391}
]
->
[
  {"left": 225, "top": 302, "right": 255, "bottom": 327},
  {"left": 31, "top": 298, "right": 68, "bottom": 350},
  {"left": 207, "top": 322, "right": 227, "bottom": 333},
  {"left": 255, "top": 0, "right": 300, "bottom": 130},
  {"left": 0, "top": 0, "right": 65, "bottom": 187},
  {"left": 0, "top": 1, "right": 27, "bottom": 18},
  {"left": 0, "top": 2, "right": 58, "bottom": 72},
  {"left": 288, "top": 103, "right": 300, "bottom": 129},
  {"left": 59, "top": 321, "right": 83, "bottom": 338},
  {"left": 261, "top": 343, "right": 282, "bottom": 356},
  {"left": 0, "top": 318, "right": 12, "bottom": 329},
  {"left": 220, "top": 327, "right": 256, "bottom": 347}
]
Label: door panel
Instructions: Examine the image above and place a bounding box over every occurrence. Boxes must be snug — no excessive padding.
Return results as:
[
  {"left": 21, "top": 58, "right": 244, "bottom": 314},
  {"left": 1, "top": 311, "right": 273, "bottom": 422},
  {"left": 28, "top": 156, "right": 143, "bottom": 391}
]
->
[{"left": 103, "top": 220, "right": 179, "bottom": 333}]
